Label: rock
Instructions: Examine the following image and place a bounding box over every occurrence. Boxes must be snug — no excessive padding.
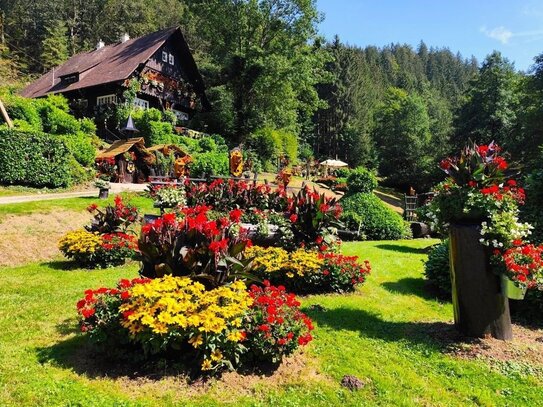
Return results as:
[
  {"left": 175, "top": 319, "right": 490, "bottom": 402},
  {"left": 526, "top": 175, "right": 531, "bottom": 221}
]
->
[{"left": 341, "top": 375, "right": 365, "bottom": 391}]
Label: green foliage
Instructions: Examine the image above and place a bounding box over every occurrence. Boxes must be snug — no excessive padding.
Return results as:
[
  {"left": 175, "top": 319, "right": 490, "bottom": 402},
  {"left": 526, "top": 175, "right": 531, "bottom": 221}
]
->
[
  {"left": 248, "top": 127, "right": 298, "bottom": 167},
  {"left": 190, "top": 151, "right": 229, "bottom": 178},
  {"left": 372, "top": 87, "right": 434, "bottom": 190},
  {"left": 346, "top": 167, "right": 378, "bottom": 194},
  {"left": 132, "top": 108, "right": 175, "bottom": 145},
  {"left": 40, "top": 20, "right": 69, "bottom": 71},
  {"left": 60, "top": 133, "right": 96, "bottom": 167},
  {"left": 0, "top": 129, "right": 74, "bottom": 187},
  {"left": 454, "top": 51, "right": 519, "bottom": 150},
  {"left": 198, "top": 137, "right": 217, "bottom": 152},
  {"left": 4, "top": 96, "right": 42, "bottom": 131},
  {"left": 35, "top": 100, "right": 81, "bottom": 135},
  {"left": 340, "top": 192, "right": 411, "bottom": 240},
  {"left": 424, "top": 240, "right": 451, "bottom": 296},
  {"left": 521, "top": 167, "right": 543, "bottom": 243}
]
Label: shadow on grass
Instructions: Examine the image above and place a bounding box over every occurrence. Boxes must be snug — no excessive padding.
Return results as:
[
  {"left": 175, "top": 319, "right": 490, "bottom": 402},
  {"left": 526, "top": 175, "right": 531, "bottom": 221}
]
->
[
  {"left": 36, "top": 320, "right": 283, "bottom": 381},
  {"left": 381, "top": 277, "right": 444, "bottom": 301},
  {"left": 306, "top": 307, "right": 466, "bottom": 351},
  {"left": 40, "top": 260, "right": 79, "bottom": 271},
  {"left": 374, "top": 244, "right": 431, "bottom": 255}
]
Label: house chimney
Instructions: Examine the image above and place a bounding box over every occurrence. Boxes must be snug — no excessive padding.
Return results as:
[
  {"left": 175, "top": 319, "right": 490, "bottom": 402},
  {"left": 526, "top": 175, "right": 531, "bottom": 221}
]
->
[
  {"left": 96, "top": 39, "right": 105, "bottom": 50},
  {"left": 120, "top": 33, "right": 130, "bottom": 43}
]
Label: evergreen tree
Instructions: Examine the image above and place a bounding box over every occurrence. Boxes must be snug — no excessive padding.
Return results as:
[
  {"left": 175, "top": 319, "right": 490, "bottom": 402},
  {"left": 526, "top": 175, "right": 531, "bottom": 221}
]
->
[
  {"left": 40, "top": 20, "right": 69, "bottom": 71},
  {"left": 453, "top": 51, "right": 520, "bottom": 149}
]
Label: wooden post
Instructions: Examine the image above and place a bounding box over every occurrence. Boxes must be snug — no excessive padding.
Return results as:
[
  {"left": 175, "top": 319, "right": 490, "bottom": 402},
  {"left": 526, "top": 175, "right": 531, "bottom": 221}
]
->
[
  {"left": 0, "top": 99, "right": 13, "bottom": 128},
  {"left": 449, "top": 223, "right": 512, "bottom": 340}
]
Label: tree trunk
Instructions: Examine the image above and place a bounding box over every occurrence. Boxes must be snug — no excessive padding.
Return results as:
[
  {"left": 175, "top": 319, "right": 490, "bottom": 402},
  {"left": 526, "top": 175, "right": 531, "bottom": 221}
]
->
[{"left": 449, "top": 223, "right": 512, "bottom": 340}]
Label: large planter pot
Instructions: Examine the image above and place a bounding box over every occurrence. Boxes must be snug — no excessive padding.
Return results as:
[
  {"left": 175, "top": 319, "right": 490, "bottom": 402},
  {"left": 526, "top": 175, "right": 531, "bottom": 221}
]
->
[
  {"left": 501, "top": 275, "right": 526, "bottom": 300},
  {"left": 449, "top": 223, "right": 512, "bottom": 340}
]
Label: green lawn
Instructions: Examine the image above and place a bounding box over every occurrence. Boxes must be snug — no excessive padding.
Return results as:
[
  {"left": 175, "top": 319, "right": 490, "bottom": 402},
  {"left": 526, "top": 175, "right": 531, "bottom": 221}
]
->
[
  {"left": 1, "top": 240, "right": 542, "bottom": 406},
  {"left": 0, "top": 192, "right": 157, "bottom": 219}
]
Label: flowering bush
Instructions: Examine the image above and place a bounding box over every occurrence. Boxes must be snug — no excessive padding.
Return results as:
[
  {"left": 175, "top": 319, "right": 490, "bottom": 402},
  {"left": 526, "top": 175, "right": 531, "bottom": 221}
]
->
[
  {"left": 244, "top": 281, "right": 314, "bottom": 364},
  {"left": 245, "top": 246, "right": 371, "bottom": 294},
  {"left": 86, "top": 195, "right": 140, "bottom": 234},
  {"left": 138, "top": 206, "right": 252, "bottom": 287},
  {"left": 76, "top": 276, "right": 314, "bottom": 374},
  {"left": 58, "top": 229, "right": 138, "bottom": 268},
  {"left": 491, "top": 242, "right": 543, "bottom": 289}
]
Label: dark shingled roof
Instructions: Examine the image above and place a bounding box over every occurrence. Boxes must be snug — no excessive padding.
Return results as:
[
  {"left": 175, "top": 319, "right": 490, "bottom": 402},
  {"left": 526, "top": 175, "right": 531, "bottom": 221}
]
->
[{"left": 20, "top": 27, "right": 208, "bottom": 109}]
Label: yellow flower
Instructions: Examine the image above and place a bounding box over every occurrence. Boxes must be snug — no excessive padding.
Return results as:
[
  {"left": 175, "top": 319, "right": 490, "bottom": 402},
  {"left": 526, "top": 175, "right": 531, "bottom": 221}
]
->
[
  {"left": 201, "top": 359, "right": 213, "bottom": 371},
  {"left": 188, "top": 334, "right": 203, "bottom": 348},
  {"left": 227, "top": 330, "right": 244, "bottom": 342},
  {"left": 211, "top": 350, "right": 223, "bottom": 361}
]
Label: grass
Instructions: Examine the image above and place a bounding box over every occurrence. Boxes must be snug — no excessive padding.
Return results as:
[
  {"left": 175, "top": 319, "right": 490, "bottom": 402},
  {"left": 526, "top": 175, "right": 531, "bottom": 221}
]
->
[
  {"left": 1, "top": 239, "right": 543, "bottom": 406},
  {"left": 0, "top": 192, "right": 157, "bottom": 219}
]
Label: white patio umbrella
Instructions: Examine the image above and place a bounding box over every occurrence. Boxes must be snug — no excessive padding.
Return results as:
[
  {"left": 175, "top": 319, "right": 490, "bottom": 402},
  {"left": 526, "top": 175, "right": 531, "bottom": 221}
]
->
[{"left": 319, "top": 159, "right": 349, "bottom": 167}]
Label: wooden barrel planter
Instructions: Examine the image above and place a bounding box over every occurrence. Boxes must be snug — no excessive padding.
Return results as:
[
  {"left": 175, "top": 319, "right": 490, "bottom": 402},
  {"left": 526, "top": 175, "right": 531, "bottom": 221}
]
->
[
  {"left": 449, "top": 223, "right": 512, "bottom": 340},
  {"left": 98, "top": 188, "right": 109, "bottom": 199}
]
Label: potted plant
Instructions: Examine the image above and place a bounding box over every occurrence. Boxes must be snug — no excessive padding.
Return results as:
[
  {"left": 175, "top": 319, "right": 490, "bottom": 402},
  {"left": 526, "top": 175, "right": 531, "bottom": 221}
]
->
[
  {"left": 420, "top": 142, "right": 531, "bottom": 339},
  {"left": 94, "top": 178, "right": 111, "bottom": 199}
]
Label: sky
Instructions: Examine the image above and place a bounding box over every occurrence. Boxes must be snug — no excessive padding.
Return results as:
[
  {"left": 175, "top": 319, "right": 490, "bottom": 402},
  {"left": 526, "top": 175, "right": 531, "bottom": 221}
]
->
[{"left": 316, "top": 0, "right": 543, "bottom": 71}]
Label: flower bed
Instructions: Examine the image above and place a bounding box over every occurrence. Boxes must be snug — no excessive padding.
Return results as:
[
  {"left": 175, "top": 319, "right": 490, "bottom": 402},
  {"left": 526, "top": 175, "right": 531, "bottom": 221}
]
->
[
  {"left": 246, "top": 245, "right": 371, "bottom": 294},
  {"left": 77, "top": 276, "right": 313, "bottom": 374},
  {"left": 58, "top": 196, "right": 140, "bottom": 268}
]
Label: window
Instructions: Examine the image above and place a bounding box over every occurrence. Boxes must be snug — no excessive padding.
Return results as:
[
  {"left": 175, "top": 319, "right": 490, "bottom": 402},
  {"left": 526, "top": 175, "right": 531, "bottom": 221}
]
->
[
  {"left": 133, "top": 97, "right": 149, "bottom": 110},
  {"left": 96, "top": 94, "right": 117, "bottom": 106},
  {"left": 162, "top": 51, "right": 168, "bottom": 62},
  {"left": 172, "top": 109, "right": 188, "bottom": 122},
  {"left": 169, "top": 53, "right": 174, "bottom": 65}
]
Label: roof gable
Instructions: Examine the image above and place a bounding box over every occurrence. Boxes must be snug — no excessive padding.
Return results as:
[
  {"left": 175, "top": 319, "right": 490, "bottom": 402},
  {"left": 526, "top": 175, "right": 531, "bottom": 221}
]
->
[{"left": 20, "top": 27, "right": 181, "bottom": 99}]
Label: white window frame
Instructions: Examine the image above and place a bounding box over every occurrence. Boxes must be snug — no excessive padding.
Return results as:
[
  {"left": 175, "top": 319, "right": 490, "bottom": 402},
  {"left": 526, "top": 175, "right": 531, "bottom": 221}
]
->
[
  {"left": 169, "top": 53, "right": 174, "bottom": 65},
  {"left": 96, "top": 94, "right": 117, "bottom": 106},
  {"left": 133, "top": 97, "right": 149, "bottom": 110},
  {"left": 162, "top": 51, "right": 168, "bottom": 62},
  {"left": 171, "top": 109, "right": 189, "bottom": 122}
]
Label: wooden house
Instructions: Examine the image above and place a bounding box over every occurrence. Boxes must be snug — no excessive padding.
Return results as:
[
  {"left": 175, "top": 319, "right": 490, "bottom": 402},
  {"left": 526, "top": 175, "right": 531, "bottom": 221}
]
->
[{"left": 20, "top": 27, "right": 209, "bottom": 133}]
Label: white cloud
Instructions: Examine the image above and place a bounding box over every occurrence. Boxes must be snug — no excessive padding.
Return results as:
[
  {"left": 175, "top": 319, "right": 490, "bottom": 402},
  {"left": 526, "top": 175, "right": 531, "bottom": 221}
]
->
[{"left": 480, "top": 26, "right": 513, "bottom": 44}]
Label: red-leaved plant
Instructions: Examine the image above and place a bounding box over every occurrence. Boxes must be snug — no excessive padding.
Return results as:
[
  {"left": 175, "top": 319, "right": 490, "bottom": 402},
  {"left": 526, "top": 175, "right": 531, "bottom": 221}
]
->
[
  {"left": 86, "top": 195, "right": 140, "bottom": 233},
  {"left": 138, "top": 206, "right": 253, "bottom": 287}
]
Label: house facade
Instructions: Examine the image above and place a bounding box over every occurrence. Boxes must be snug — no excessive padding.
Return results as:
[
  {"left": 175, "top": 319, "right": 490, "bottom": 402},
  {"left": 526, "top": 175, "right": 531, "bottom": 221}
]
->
[{"left": 21, "top": 27, "right": 209, "bottom": 130}]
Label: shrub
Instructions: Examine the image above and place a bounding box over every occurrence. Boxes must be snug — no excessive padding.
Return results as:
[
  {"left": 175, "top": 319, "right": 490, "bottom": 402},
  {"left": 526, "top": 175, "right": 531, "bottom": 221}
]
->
[
  {"left": 341, "top": 193, "right": 411, "bottom": 240},
  {"left": 150, "top": 184, "right": 186, "bottom": 207},
  {"left": 4, "top": 95, "right": 42, "bottom": 131},
  {"left": 60, "top": 132, "right": 96, "bottom": 167},
  {"left": 424, "top": 240, "right": 451, "bottom": 296},
  {"left": 58, "top": 229, "right": 138, "bottom": 268},
  {"left": 190, "top": 151, "right": 229, "bottom": 178},
  {"left": 35, "top": 99, "right": 81, "bottom": 135},
  {"left": 86, "top": 196, "right": 139, "bottom": 233},
  {"left": 247, "top": 128, "right": 279, "bottom": 167},
  {"left": 0, "top": 128, "right": 73, "bottom": 187},
  {"left": 346, "top": 167, "right": 378, "bottom": 194},
  {"left": 198, "top": 137, "right": 217, "bottom": 152}
]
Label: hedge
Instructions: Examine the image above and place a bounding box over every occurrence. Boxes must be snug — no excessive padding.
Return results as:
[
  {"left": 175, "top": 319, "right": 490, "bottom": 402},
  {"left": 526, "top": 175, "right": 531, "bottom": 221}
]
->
[
  {"left": 340, "top": 192, "right": 412, "bottom": 240},
  {"left": 346, "top": 167, "right": 378, "bottom": 194},
  {"left": 0, "top": 128, "right": 74, "bottom": 187}
]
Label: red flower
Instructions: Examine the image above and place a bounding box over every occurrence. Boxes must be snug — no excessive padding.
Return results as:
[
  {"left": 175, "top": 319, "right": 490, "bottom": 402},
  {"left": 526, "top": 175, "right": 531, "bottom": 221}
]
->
[
  {"left": 315, "top": 236, "right": 323, "bottom": 244},
  {"left": 208, "top": 238, "right": 229, "bottom": 253},
  {"left": 439, "top": 159, "right": 451, "bottom": 170},
  {"left": 81, "top": 308, "right": 95, "bottom": 319},
  {"left": 258, "top": 324, "right": 270, "bottom": 332},
  {"left": 289, "top": 214, "right": 298, "bottom": 223},
  {"left": 120, "top": 291, "right": 131, "bottom": 300},
  {"left": 86, "top": 204, "right": 98, "bottom": 213},
  {"left": 229, "top": 208, "right": 243, "bottom": 223},
  {"left": 468, "top": 181, "right": 477, "bottom": 188}
]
